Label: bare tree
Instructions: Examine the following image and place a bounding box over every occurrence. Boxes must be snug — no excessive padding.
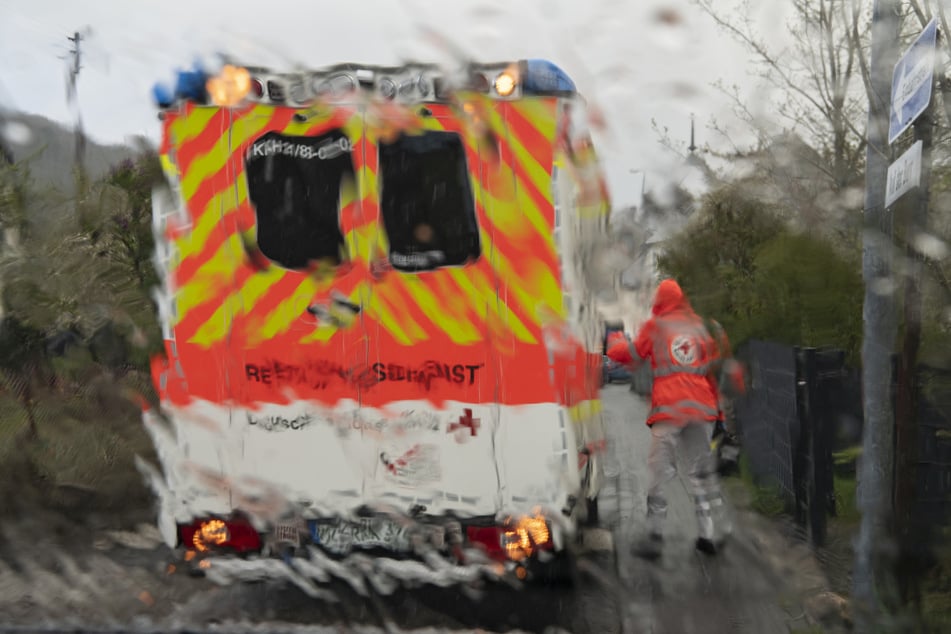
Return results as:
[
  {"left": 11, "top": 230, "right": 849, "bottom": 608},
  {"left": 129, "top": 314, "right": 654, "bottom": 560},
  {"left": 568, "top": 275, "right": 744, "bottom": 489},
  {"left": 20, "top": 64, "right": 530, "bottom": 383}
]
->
[{"left": 694, "top": 0, "right": 873, "bottom": 192}]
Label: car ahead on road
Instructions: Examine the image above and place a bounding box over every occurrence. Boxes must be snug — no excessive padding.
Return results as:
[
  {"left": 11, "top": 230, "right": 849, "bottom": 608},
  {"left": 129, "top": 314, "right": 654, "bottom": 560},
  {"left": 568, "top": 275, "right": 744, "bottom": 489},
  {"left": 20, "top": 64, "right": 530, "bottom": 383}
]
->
[
  {"left": 144, "top": 58, "right": 611, "bottom": 585},
  {"left": 602, "top": 355, "right": 632, "bottom": 384}
]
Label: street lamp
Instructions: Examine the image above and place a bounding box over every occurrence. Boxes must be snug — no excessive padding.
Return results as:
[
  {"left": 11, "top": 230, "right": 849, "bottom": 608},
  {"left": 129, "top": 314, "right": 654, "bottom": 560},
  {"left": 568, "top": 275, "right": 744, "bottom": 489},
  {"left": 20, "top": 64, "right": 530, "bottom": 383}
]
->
[{"left": 629, "top": 168, "right": 646, "bottom": 213}]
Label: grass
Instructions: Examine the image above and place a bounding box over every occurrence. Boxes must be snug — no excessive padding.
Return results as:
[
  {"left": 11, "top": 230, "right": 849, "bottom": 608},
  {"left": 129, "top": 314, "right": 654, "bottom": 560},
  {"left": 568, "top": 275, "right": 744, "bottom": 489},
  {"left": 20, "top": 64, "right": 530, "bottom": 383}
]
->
[
  {"left": 919, "top": 526, "right": 951, "bottom": 632},
  {"left": 726, "top": 427, "right": 951, "bottom": 631},
  {"left": 733, "top": 444, "right": 951, "bottom": 632},
  {"left": 831, "top": 447, "right": 861, "bottom": 527},
  {"left": 833, "top": 445, "right": 862, "bottom": 468},
  {"left": 730, "top": 448, "right": 861, "bottom": 525},
  {"left": 922, "top": 590, "right": 951, "bottom": 632},
  {"left": 824, "top": 450, "right": 951, "bottom": 630},
  {"left": 831, "top": 472, "right": 860, "bottom": 525},
  {"left": 0, "top": 373, "right": 158, "bottom": 514},
  {"left": 735, "top": 452, "right": 787, "bottom": 517}
]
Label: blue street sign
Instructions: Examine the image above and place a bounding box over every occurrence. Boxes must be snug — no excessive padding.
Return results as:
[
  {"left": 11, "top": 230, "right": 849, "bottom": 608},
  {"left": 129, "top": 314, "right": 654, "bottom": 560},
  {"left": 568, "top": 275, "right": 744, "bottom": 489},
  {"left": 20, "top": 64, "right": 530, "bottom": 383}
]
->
[{"left": 889, "top": 18, "right": 938, "bottom": 145}]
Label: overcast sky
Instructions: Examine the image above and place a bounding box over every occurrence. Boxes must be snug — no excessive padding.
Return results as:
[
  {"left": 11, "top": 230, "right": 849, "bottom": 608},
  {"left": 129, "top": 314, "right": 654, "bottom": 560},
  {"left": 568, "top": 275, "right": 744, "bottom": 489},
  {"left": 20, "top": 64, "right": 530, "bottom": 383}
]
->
[{"left": 0, "top": 0, "right": 793, "bottom": 208}]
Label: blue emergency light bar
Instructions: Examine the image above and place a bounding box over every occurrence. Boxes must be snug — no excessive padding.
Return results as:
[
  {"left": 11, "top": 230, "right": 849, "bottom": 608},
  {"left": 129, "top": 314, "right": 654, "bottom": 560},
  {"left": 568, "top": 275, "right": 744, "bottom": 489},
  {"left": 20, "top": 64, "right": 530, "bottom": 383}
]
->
[
  {"left": 153, "top": 61, "right": 209, "bottom": 107},
  {"left": 152, "top": 58, "right": 577, "bottom": 108},
  {"left": 521, "top": 59, "right": 576, "bottom": 95}
]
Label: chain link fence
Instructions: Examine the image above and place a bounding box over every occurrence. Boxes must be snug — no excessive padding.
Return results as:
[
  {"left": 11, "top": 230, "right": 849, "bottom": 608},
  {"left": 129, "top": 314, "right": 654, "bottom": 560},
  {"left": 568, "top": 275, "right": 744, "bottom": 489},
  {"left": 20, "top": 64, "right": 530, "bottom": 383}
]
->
[
  {"left": 735, "top": 340, "right": 951, "bottom": 550},
  {"left": 911, "top": 365, "right": 951, "bottom": 527},
  {"left": 734, "top": 341, "right": 800, "bottom": 504},
  {"left": 733, "top": 340, "right": 840, "bottom": 546}
]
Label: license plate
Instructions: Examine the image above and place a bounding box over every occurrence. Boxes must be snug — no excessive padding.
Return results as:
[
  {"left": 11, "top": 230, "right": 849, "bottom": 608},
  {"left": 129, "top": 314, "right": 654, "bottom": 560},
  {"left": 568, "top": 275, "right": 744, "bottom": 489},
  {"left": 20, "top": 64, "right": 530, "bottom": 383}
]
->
[{"left": 311, "top": 517, "right": 411, "bottom": 555}]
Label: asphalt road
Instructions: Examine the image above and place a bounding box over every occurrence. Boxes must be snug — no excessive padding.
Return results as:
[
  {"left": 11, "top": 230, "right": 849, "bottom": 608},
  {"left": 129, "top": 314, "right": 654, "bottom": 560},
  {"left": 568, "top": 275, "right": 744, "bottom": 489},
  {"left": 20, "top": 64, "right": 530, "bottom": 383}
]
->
[
  {"left": 0, "top": 385, "right": 804, "bottom": 633},
  {"left": 600, "top": 385, "right": 797, "bottom": 633}
]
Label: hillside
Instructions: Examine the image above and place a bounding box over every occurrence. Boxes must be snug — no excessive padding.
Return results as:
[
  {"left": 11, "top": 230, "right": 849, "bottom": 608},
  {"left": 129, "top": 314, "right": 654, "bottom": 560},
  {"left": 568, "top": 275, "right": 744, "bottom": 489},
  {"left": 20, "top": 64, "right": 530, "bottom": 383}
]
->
[
  {"left": 2, "top": 112, "right": 136, "bottom": 189},
  {"left": 2, "top": 111, "right": 138, "bottom": 229}
]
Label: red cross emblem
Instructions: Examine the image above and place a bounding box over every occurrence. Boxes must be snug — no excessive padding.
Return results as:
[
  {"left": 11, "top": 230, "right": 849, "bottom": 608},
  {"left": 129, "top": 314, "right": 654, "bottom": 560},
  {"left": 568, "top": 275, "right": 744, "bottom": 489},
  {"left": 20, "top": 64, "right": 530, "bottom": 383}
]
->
[
  {"left": 381, "top": 445, "right": 420, "bottom": 475},
  {"left": 448, "top": 408, "right": 480, "bottom": 436},
  {"left": 670, "top": 335, "right": 697, "bottom": 364}
]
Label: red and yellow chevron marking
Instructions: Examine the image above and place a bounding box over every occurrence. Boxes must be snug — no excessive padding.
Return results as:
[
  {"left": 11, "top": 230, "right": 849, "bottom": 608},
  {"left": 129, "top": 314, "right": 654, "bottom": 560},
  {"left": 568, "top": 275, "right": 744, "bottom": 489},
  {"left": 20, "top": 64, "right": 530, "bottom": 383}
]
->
[{"left": 154, "top": 94, "right": 607, "bottom": 410}]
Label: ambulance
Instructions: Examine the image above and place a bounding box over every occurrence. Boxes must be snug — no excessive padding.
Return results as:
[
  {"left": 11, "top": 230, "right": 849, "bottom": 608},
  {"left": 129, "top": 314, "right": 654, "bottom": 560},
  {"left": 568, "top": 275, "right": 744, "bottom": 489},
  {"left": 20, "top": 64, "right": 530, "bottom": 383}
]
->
[{"left": 144, "top": 57, "right": 612, "bottom": 582}]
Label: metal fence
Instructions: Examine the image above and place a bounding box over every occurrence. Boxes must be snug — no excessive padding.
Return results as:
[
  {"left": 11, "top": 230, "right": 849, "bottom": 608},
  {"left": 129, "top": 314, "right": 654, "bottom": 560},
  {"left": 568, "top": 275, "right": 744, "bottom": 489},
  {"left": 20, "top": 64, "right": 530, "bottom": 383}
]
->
[
  {"left": 910, "top": 366, "right": 951, "bottom": 525},
  {"left": 734, "top": 341, "right": 951, "bottom": 547},
  {"left": 734, "top": 341, "right": 799, "bottom": 502},
  {"left": 796, "top": 347, "right": 843, "bottom": 545},
  {"left": 733, "top": 340, "right": 837, "bottom": 546}
]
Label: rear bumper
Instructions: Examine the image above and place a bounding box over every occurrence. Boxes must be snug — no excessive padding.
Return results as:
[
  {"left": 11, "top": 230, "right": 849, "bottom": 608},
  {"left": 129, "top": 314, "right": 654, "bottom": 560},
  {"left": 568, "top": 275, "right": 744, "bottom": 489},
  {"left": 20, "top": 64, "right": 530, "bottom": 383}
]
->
[{"left": 176, "top": 511, "right": 568, "bottom": 584}]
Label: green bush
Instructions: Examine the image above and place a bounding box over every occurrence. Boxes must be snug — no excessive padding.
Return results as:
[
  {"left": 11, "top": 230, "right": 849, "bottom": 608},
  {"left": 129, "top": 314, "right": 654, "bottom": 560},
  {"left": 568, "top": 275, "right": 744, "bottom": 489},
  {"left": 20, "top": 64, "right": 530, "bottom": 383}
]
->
[
  {"left": 657, "top": 183, "right": 863, "bottom": 364},
  {"left": 832, "top": 474, "right": 860, "bottom": 525}
]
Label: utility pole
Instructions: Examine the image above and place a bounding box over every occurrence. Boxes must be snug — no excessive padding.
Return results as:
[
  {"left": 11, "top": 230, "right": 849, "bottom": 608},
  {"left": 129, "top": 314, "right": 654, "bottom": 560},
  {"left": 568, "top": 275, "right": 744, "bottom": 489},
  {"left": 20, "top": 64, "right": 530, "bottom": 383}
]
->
[
  {"left": 67, "top": 31, "right": 82, "bottom": 79},
  {"left": 893, "top": 103, "right": 933, "bottom": 609},
  {"left": 687, "top": 113, "right": 697, "bottom": 154},
  {"left": 67, "top": 31, "right": 84, "bottom": 164},
  {"left": 853, "top": 0, "right": 902, "bottom": 629},
  {"left": 66, "top": 30, "right": 89, "bottom": 229},
  {"left": 890, "top": 16, "right": 940, "bottom": 615}
]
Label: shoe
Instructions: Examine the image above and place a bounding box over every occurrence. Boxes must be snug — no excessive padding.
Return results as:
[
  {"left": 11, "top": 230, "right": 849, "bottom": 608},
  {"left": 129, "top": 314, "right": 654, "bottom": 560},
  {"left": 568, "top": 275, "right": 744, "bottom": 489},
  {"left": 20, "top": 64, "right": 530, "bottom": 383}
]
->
[
  {"left": 717, "top": 524, "right": 733, "bottom": 543},
  {"left": 695, "top": 537, "right": 718, "bottom": 555},
  {"left": 714, "top": 527, "right": 733, "bottom": 550}
]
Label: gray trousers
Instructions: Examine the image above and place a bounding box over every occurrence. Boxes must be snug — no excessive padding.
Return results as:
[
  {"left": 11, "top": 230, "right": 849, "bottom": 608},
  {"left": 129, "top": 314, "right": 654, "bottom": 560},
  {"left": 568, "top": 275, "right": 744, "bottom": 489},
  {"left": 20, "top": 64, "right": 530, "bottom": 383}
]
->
[{"left": 646, "top": 421, "right": 729, "bottom": 540}]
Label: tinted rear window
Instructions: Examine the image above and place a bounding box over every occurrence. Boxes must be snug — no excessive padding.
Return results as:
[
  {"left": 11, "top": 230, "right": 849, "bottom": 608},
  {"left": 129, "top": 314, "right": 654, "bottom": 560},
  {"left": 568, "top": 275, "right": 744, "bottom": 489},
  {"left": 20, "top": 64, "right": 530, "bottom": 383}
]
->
[
  {"left": 244, "top": 130, "right": 353, "bottom": 270},
  {"left": 378, "top": 131, "right": 481, "bottom": 272}
]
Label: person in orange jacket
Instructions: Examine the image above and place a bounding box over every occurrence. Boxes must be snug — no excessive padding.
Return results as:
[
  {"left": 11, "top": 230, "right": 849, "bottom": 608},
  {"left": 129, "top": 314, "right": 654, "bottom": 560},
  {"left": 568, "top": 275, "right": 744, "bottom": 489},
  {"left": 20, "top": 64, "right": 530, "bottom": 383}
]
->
[{"left": 607, "top": 279, "right": 739, "bottom": 558}]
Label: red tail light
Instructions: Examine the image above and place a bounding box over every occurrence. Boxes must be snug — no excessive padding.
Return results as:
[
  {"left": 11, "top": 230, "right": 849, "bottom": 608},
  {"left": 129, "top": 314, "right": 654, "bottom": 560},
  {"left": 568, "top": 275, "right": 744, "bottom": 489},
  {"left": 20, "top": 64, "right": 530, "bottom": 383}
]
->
[
  {"left": 465, "top": 525, "right": 507, "bottom": 561},
  {"left": 466, "top": 515, "right": 554, "bottom": 563},
  {"left": 178, "top": 517, "right": 262, "bottom": 553}
]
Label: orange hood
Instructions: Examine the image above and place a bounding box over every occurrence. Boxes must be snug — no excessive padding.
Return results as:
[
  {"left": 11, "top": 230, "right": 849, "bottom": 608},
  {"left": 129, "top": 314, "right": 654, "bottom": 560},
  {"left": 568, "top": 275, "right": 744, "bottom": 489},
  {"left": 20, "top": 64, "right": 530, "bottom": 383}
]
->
[{"left": 651, "top": 279, "right": 691, "bottom": 316}]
